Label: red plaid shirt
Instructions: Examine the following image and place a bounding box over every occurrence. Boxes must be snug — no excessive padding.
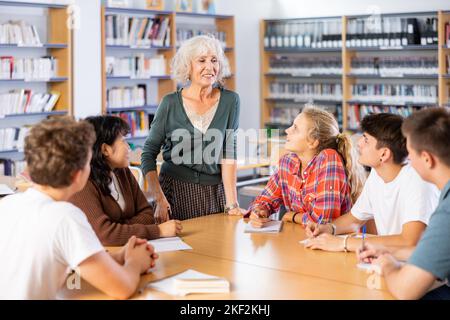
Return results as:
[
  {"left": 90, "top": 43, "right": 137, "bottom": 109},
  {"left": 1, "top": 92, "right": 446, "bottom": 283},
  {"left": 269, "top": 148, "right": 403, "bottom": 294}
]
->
[{"left": 248, "top": 149, "right": 352, "bottom": 224}]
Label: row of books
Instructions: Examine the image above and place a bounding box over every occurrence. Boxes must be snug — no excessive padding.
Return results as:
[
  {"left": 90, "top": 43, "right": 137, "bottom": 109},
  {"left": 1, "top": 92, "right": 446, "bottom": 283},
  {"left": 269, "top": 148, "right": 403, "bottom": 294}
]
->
[
  {"left": 0, "top": 21, "right": 41, "bottom": 46},
  {"left": 268, "top": 104, "right": 343, "bottom": 128},
  {"left": 0, "top": 56, "right": 58, "bottom": 80},
  {"left": 264, "top": 16, "right": 439, "bottom": 49},
  {"left": 111, "top": 111, "right": 149, "bottom": 138},
  {"left": 346, "top": 16, "right": 438, "bottom": 47},
  {"left": 269, "top": 82, "right": 342, "bottom": 101},
  {"left": 0, "top": 127, "right": 29, "bottom": 152},
  {"left": 351, "top": 84, "right": 438, "bottom": 104},
  {"left": 347, "top": 104, "right": 420, "bottom": 130},
  {"left": 269, "top": 106, "right": 302, "bottom": 125},
  {"left": 0, "top": 159, "right": 26, "bottom": 177},
  {"left": 269, "top": 56, "right": 342, "bottom": 76},
  {"left": 176, "top": 28, "right": 226, "bottom": 48},
  {"left": 107, "top": 85, "right": 146, "bottom": 109},
  {"left": 0, "top": 90, "right": 60, "bottom": 116},
  {"left": 105, "top": 15, "right": 170, "bottom": 47},
  {"left": 446, "top": 23, "right": 450, "bottom": 46},
  {"left": 264, "top": 19, "right": 342, "bottom": 49},
  {"left": 105, "top": 54, "right": 166, "bottom": 78},
  {"left": 448, "top": 55, "right": 450, "bottom": 74},
  {"left": 350, "top": 56, "right": 438, "bottom": 76}
]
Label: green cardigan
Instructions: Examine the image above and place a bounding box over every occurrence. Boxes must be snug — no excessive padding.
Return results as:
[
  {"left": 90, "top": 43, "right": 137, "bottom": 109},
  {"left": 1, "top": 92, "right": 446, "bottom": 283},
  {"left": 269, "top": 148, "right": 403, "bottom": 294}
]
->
[{"left": 141, "top": 87, "right": 240, "bottom": 185}]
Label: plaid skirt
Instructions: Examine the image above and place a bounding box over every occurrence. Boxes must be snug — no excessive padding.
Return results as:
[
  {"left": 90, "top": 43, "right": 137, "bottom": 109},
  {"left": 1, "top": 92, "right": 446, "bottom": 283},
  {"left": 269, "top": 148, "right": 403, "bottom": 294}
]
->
[{"left": 159, "top": 173, "right": 226, "bottom": 221}]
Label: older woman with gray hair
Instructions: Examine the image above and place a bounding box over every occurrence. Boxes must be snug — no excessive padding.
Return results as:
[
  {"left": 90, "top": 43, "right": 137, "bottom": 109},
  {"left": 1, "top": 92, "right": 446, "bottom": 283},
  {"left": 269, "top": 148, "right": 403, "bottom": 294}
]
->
[{"left": 141, "top": 35, "right": 242, "bottom": 221}]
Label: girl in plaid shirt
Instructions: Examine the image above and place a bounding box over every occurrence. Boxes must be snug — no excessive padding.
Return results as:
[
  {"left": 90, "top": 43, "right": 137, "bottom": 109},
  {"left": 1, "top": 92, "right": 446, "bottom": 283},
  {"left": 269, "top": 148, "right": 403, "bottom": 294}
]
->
[{"left": 249, "top": 106, "right": 366, "bottom": 228}]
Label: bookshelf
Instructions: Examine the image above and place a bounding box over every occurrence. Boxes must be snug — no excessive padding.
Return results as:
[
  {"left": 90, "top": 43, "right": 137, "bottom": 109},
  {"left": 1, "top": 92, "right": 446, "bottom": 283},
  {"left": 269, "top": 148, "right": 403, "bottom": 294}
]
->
[
  {"left": 439, "top": 11, "right": 450, "bottom": 107},
  {"left": 101, "top": 5, "right": 235, "bottom": 144},
  {"left": 261, "top": 15, "right": 344, "bottom": 144},
  {"left": 261, "top": 11, "right": 449, "bottom": 139},
  {"left": 0, "top": 1, "right": 73, "bottom": 174}
]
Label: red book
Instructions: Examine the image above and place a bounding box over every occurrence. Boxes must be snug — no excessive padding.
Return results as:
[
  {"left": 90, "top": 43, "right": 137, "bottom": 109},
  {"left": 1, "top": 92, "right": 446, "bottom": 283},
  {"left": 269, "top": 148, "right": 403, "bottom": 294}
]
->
[
  {"left": 1, "top": 56, "right": 14, "bottom": 79},
  {"left": 23, "top": 89, "right": 32, "bottom": 112}
]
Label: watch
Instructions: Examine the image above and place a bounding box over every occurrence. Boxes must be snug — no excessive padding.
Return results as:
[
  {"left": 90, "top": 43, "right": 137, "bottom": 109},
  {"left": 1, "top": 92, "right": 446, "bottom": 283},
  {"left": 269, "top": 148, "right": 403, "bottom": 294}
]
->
[{"left": 224, "top": 203, "right": 239, "bottom": 214}]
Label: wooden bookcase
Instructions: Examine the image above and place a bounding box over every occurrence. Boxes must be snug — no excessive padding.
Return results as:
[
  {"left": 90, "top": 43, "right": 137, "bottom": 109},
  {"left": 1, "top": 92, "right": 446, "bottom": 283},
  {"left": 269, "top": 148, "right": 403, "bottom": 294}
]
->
[
  {"left": 438, "top": 11, "right": 450, "bottom": 107},
  {"left": 261, "top": 11, "right": 450, "bottom": 141},
  {"left": 0, "top": 1, "right": 73, "bottom": 164},
  {"left": 101, "top": 6, "right": 236, "bottom": 146}
]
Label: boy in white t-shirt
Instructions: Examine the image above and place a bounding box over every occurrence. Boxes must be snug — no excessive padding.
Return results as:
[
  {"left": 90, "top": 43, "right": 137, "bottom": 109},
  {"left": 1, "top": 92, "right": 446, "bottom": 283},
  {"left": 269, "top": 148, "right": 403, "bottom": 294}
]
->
[
  {"left": 304, "top": 113, "right": 440, "bottom": 252},
  {"left": 357, "top": 107, "right": 450, "bottom": 300},
  {"left": 0, "top": 118, "right": 158, "bottom": 300}
]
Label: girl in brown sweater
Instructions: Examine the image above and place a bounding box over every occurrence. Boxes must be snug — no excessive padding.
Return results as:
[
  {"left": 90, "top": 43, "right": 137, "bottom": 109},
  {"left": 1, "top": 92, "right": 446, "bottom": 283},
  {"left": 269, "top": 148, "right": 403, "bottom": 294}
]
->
[{"left": 70, "top": 115, "right": 182, "bottom": 246}]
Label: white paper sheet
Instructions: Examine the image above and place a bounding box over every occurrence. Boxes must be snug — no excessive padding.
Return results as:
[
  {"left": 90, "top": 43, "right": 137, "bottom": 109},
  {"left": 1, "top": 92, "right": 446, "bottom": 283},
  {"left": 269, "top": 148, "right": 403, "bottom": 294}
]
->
[
  {"left": 356, "top": 263, "right": 373, "bottom": 271},
  {"left": 0, "top": 184, "right": 15, "bottom": 196},
  {"left": 243, "top": 220, "right": 283, "bottom": 233},
  {"left": 147, "top": 237, "right": 192, "bottom": 253},
  {"left": 147, "top": 269, "right": 228, "bottom": 296}
]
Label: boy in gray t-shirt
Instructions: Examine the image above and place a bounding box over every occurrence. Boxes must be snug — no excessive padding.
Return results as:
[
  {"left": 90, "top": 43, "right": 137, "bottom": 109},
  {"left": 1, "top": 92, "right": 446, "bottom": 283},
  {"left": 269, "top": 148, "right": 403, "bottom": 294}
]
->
[{"left": 357, "top": 108, "right": 450, "bottom": 300}]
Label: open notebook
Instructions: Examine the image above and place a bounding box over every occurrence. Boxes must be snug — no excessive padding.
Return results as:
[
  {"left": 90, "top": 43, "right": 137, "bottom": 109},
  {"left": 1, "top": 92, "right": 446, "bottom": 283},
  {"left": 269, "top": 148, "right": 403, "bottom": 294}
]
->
[
  {"left": 243, "top": 220, "right": 283, "bottom": 233},
  {"left": 147, "top": 237, "right": 192, "bottom": 253},
  {"left": 0, "top": 184, "right": 15, "bottom": 196},
  {"left": 147, "top": 269, "right": 230, "bottom": 296}
]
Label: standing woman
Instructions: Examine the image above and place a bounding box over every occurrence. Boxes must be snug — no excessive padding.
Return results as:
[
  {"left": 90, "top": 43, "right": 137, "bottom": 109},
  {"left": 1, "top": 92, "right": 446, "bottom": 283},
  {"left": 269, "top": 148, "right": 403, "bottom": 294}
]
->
[{"left": 141, "top": 35, "right": 242, "bottom": 221}]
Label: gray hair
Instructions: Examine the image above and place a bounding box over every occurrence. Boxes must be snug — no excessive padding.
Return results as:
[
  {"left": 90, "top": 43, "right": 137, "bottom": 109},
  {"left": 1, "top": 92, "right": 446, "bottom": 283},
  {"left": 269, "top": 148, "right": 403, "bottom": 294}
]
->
[{"left": 171, "top": 35, "right": 231, "bottom": 86}]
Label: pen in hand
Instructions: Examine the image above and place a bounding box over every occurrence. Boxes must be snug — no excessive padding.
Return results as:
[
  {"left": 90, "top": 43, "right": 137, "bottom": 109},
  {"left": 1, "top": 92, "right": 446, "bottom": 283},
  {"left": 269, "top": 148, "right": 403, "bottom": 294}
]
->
[
  {"left": 317, "top": 214, "right": 323, "bottom": 226},
  {"left": 312, "top": 214, "right": 323, "bottom": 237},
  {"left": 361, "top": 225, "right": 366, "bottom": 250}
]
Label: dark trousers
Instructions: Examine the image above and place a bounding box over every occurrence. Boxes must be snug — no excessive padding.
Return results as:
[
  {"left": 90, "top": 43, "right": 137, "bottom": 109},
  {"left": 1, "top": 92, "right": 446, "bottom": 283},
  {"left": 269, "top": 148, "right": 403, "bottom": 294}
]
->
[{"left": 421, "top": 285, "right": 450, "bottom": 300}]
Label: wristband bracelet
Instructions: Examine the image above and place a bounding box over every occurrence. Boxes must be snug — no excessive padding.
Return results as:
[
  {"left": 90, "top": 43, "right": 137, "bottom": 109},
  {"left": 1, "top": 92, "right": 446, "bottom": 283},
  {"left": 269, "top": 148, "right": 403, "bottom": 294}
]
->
[
  {"left": 292, "top": 212, "right": 300, "bottom": 224},
  {"left": 329, "top": 223, "right": 337, "bottom": 236},
  {"left": 343, "top": 235, "right": 351, "bottom": 253}
]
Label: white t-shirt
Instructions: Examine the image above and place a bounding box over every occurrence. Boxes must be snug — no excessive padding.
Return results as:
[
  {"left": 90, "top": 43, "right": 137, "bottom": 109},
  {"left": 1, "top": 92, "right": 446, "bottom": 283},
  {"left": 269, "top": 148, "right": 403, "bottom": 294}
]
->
[
  {"left": 351, "top": 164, "right": 440, "bottom": 235},
  {"left": 0, "top": 188, "right": 104, "bottom": 299}
]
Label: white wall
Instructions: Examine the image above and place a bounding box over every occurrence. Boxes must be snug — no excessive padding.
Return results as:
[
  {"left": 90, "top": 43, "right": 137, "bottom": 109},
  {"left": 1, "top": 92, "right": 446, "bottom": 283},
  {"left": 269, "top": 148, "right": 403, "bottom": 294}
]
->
[
  {"left": 271, "top": 0, "right": 450, "bottom": 18},
  {"left": 71, "top": 0, "right": 102, "bottom": 119},
  {"left": 215, "top": 0, "right": 274, "bottom": 131}
]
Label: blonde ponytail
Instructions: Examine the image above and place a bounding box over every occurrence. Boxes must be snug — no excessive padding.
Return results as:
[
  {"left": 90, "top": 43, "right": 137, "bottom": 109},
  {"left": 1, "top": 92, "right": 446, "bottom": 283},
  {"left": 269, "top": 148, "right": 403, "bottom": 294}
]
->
[
  {"left": 302, "top": 105, "right": 366, "bottom": 203},
  {"left": 336, "top": 133, "right": 366, "bottom": 203}
]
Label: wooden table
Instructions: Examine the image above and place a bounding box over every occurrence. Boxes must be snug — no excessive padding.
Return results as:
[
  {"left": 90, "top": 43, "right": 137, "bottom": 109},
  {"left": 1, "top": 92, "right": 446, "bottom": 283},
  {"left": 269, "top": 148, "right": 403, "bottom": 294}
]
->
[{"left": 59, "top": 214, "right": 393, "bottom": 300}]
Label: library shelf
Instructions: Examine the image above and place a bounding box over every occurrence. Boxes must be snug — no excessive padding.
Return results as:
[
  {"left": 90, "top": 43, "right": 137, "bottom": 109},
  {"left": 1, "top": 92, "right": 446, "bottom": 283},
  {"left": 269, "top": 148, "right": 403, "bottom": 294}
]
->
[
  {"left": 346, "top": 45, "right": 438, "bottom": 51},
  {"left": 346, "top": 74, "right": 439, "bottom": 80},
  {"left": 264, "top": 47, "right": 342, "bottom": 53},
  {"left": 0, "top": 77, "right": 68, "bottom": 83},
  {"left": 265, "top": 73, "right": 342, "bottom": 79},
  {"left": 0, "top": 111, "right": 67, "bottom": 120},
  {"left": 106, "top": 105, "right": 158, "bottom": 114},
  {"left": 106, "top": 75, "right": 171, "bottom": 80},
  {"left": 174, "top": 12, "right": 233, "bottom": 19},
  {"left": 105, "top": 45, "right": 173, "bottom": 50},
  {"left": 347, "top": 100, "right": 438, "bottom": 107},
  {"left": 105, "top": 7, "right": 172, "bottom": 16},
  {"left": 0, "top": 43, "right": 68, "bottom": 49},
  {"left": 265, "top": 98, "right": 342, "bottom": 105}
]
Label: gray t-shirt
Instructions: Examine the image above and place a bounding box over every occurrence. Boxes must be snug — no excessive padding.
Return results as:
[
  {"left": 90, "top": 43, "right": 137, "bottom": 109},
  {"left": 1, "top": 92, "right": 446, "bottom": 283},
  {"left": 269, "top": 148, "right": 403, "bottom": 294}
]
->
[{"left": 408, "top": 180, "right": 450, "bottom": 283}]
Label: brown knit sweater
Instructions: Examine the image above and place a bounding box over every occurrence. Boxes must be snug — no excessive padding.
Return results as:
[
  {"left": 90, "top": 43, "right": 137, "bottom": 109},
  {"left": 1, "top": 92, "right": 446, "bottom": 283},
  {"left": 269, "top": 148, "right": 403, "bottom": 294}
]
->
[{"left": 69, "top": 167, "right": 160, "bottom": 246}]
